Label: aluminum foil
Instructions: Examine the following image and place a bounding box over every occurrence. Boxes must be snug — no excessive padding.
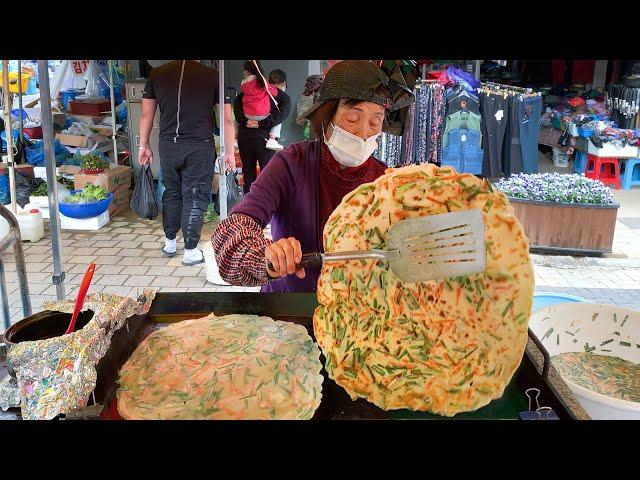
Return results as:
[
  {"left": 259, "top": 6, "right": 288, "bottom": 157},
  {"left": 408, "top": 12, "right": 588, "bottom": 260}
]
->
[
  {"left": 1, "top": 291, "right": 155, "bottom": 420},
  {"left": 0, "top": 376, "right": 20, "bottom": 411}
]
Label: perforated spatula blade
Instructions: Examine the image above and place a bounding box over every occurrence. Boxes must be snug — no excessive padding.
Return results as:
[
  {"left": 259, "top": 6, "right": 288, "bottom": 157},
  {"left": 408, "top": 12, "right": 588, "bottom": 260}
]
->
[
  {"left": 285, "top": 209, "right": 486, "bottom": 283},
  {"left": 384, "top": 208, "right": 486, "bottom": 283}
]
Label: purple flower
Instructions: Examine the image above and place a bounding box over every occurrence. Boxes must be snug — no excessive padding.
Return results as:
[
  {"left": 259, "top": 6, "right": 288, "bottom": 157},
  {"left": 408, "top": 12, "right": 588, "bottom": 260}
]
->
[{"left": 494, "top": 173, "right": 614, "bottom": 205}]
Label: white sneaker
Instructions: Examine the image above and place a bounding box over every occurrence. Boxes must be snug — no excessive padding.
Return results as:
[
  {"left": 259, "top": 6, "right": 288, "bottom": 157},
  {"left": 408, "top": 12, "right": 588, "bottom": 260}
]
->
[
  {"left": 182, "top": 248, "right": 205, "bottom": 266},
  {"left": 266, "top": 138, "right": 284, "bottom": 151}
]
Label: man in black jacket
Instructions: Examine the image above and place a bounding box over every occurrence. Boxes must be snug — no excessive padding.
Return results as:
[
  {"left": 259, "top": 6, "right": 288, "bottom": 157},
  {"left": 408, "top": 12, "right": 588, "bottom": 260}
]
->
[{"left": 234, "top": 76, "right": 291, "bottom": 194}]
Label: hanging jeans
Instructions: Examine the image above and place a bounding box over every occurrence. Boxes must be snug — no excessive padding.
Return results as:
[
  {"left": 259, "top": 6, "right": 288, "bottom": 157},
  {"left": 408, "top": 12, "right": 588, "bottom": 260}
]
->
[
  {"left": 441, "top": 128, "right": 484, "bottom": 174},
  {"left": 158, "top": 139, "right": 216, "bottom": 250},
  {"left": 480, "top": 93, "right": 510, "bottom": 178},
  {"left": 518, "top": 96, "right": 542, "bottom": 174}
]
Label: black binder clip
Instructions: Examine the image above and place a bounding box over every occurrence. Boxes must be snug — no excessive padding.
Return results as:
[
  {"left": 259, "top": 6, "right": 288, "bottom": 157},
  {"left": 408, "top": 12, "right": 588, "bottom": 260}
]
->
[{"left": 519, "top": 388, "right": 560, "bottom": 420}]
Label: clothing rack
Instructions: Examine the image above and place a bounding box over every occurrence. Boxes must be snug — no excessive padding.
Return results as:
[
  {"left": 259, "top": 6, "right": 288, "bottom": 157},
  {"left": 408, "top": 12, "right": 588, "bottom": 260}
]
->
[{"left": 479, "top": 81, "right": 541, "bottom": 99}]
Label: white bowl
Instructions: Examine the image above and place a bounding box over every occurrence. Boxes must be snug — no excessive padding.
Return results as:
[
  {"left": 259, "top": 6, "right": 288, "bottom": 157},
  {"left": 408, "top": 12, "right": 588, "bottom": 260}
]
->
[{"left": 530, "top": 303, "right": 640, "bottom": 420}]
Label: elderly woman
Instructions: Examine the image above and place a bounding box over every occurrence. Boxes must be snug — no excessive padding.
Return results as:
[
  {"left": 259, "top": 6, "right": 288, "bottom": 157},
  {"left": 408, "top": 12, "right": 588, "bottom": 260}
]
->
[{"left": 213, "top": 61, "right": 399, "bottom": 293}]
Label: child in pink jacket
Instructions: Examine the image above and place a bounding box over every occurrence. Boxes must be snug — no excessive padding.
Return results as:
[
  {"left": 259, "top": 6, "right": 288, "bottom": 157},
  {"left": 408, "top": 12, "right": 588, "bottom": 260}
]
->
[{"left": 241, "top": 60, "right": 283, "bottom": 151}]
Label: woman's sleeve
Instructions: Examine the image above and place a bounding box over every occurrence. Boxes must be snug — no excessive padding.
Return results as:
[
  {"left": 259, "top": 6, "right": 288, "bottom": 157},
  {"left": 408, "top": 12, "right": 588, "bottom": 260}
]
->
[
  {"left": 212, "top": 213, "right": 273, "bottom": 286},
  {"left": 212, "top": 151, "right": 297, "bottom": 286}
]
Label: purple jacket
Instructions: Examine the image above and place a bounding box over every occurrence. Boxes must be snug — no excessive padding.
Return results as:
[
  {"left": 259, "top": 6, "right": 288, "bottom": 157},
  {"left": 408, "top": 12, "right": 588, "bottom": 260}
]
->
[{"left": 231, "top": 140, "right": 324, "bottom": 293}]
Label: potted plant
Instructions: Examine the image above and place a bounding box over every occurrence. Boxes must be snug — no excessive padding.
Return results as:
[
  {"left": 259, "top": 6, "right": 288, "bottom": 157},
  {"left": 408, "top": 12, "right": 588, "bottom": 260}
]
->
[
  {"left": 80, "top": 153, "right": 110, "bottom": 174},
  {"left": 495, "top": 173, "right": 619, "bottom": 254}
]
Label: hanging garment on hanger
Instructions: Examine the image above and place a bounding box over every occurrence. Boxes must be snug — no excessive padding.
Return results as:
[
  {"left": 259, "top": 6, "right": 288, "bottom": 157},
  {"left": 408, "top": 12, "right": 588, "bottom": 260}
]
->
[
  {"left": 441, "top": 127, "right": 483, "bottom": 174},
  {"left": 414, "top": 84, "right": 429, "bottom": 164},
  {"left": 480, "top": 91, "right": 510, "bottom": 178},
  {"left": 374, "top": 132, "right": 403, "bottom": 167},
  {"left": 518, "top": 96, "right": 542, "bottom": 174},
  {"left": 400, "top": 99, "right": 416, "bottom": 166},
  {"left": 428, "top": 84, "right": 446, "bottom": 164},
  {"left": 446, "top": 86, "right": 480, "bottom": 116},
  {"left": 443, "top": 110, "right": 482, "bottom": 148}
]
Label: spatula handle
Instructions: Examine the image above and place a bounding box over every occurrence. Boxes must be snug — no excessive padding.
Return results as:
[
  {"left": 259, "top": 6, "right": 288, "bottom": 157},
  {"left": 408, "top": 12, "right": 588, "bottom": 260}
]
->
[{"left": 267, "top": 252, "right": 323, "bottom": 274}]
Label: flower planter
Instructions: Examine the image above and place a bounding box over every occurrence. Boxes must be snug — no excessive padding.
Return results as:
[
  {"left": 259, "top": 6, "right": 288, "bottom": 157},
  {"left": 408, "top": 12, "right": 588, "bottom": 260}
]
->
[
  {"left": 81, "top": 168, "right": 106, "bottom": 175},
  {"left": 508, "top": 197, "right": 619, "bottom": 255}
]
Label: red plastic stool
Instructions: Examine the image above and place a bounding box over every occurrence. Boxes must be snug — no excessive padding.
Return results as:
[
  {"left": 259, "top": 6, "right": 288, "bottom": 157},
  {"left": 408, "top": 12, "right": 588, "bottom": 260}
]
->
[{"left": 585, "top": 155, "right": 621, "bottom": 189}]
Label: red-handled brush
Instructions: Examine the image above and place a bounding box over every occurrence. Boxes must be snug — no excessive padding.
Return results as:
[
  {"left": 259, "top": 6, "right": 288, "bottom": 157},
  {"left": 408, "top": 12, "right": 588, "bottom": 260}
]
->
[{"left": 64, "top": 263, "right": 96, "bottom": 335}]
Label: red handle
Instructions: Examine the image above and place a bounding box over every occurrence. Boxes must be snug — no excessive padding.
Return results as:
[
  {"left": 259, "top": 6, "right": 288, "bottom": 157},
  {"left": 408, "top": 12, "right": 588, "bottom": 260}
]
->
[{"left": 65, "top": 263, "right": 96, "bottom": 335}]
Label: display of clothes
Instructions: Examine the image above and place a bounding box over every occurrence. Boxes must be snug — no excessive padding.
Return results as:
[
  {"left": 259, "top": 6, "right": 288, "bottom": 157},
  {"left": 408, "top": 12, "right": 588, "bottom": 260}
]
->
[
  {"left": 441, "top": 86, "right": 484, "bottom": 174},
  {"left": 399, "top": 80, "right": 446, "bottom": 166},
  {"left": 479, "top": 82, "right": 542, "bottom": 177}
]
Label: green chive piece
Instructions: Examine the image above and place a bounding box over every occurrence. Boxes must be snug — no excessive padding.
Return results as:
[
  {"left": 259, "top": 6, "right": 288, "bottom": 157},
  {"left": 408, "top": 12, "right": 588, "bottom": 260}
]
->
[
  {"left": 502, "top": 300, "right": 514, "bottom": 317},
  {"left": 620, "top": 341, "right": 632, "bottom": 347}
]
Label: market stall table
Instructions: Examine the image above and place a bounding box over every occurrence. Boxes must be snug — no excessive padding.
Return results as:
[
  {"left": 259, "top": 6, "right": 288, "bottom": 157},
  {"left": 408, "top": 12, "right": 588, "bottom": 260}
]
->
[{"left": 1, "top": 292, "right": 590, "bottom": 420}]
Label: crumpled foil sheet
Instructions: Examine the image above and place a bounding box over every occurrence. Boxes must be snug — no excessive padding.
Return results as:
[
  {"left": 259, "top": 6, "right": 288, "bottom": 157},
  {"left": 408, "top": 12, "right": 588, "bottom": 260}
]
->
[
  {"left": 0, "top": 376, "right": 20, "bottom": 411},
  {"left": 0, "top": 290, "right": 155, "bottom": 420}
]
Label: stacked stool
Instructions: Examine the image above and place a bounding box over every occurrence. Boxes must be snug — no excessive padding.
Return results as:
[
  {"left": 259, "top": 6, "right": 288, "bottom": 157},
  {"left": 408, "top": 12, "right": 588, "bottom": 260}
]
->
[
  {"left": 585, "top": 154, "right": 621, "bottom": 189},
  {"left": 620, "top": 158, "right": 640, "bottom": 190}
]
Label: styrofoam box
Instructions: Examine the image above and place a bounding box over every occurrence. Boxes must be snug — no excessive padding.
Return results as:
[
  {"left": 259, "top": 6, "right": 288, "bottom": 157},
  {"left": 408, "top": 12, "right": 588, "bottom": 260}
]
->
[
  {"left": 33, "top": 167, "right": 60, "bottom": 180},
  {"left": 60, "top": 211, "right": 110, "bottom": 231},
  {"left": 578, "top": 137, "right": 640, "bottom": 158},
  {"left": 29, "top": 195, "right": 49, "bottom": 208}
]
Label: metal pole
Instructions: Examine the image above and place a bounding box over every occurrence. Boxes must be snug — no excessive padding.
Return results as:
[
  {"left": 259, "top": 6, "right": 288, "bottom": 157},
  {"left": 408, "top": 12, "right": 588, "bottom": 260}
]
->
[
  {"left": 474, "top": 60, "right": 482, "bottom": 81},
  {"left": 218, "top": 60, "right": 227, "bottom": 220},
  {"left": 2, "top": 60, "right": 17, "bottom": 215},
  {"left": 0, "top": 204, "right": 31, "bottom": 327},
  {"left": 0, "top": 257, "right": 9, "bottom": 330},
  {"left": 108, "top": 60, "right": 118, "bottom": 166},
  {"left": 17, "top": 60, "right": 23, "bottom": 143},
  {"left": 38, "top": 60, "right": 65, "bottom": 300}
]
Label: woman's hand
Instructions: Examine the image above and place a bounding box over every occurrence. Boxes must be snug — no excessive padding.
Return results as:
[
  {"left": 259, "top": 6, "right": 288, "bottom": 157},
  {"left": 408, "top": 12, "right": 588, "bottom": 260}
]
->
[
  {"left": 265, "top": 237, "right": 305, "bottom": 279},
  {"left": 247, "top": 120, "right": 259, "bottom": 128}
]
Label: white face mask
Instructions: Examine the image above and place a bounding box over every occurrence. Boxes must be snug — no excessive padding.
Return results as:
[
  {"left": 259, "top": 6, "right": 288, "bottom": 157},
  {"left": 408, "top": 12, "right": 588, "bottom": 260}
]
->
[{"left": 324, "top": 123, "right": 380, "bottom": 168}]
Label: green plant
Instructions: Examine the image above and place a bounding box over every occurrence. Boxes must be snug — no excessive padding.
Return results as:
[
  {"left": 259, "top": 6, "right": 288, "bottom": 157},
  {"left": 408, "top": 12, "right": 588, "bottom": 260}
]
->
[
  {"left": 63, "top": 184, "right": 109, "bottom": 204},
  {"left": 80, "top": 153, "right": 109, "bottom": 171},
  {"left": 203, "top": 203, "right": 219, "bottom": 224},
  {"left": 32, "top": 183, "right": 49, "bottom": 196}
]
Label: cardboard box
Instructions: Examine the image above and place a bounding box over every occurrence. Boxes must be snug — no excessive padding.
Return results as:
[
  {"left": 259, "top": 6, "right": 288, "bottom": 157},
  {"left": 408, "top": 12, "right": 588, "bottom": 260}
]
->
[
  {"left": 0, "top": 163, "right": 35, "bottom": 178},
  {"left": 55, "top": 133, "right": 89, "bottom": 148},
  {"left": 52, "top": 112, "right": 67, "bottom": 129},
  {"left": 58, "top": 165, "right": 81, "bottom": 176},
  {"left": 108, "top": 185, "right": 131, "bottom": 217},
  {"left": 90, "top": 125, "right": 114, "bottom": 137},
  {"left": 74, "top": 165, "right": 132, "bottom": 193}
]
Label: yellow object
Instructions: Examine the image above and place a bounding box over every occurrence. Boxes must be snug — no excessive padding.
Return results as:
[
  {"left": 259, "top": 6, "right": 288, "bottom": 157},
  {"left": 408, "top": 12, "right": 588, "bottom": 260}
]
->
[{"left": 0, "top": 72, "right": 31, "bottom": 94}]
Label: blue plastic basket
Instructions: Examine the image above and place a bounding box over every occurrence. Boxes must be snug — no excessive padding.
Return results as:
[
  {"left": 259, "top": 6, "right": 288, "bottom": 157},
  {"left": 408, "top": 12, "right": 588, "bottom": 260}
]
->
[
  {"left": 532, "top": 292, "right": 591, "bottom": 311},
  {"left": 59, "top": 190, "right": 112, "bottom": 219},
  {"left": 578, "top": 127, "right": 594, "bottom": 138}
]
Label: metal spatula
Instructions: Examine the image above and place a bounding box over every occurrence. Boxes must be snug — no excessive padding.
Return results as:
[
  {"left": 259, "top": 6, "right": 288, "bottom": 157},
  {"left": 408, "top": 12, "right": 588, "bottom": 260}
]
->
[{"left": 273, "top": 209, "right": 486, "bottom": 283}]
